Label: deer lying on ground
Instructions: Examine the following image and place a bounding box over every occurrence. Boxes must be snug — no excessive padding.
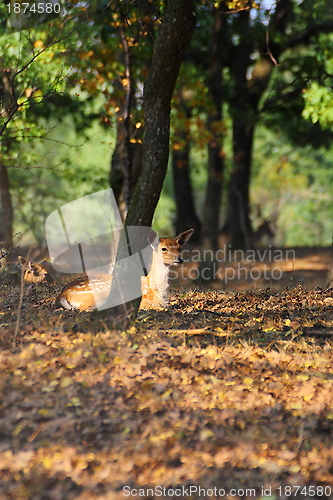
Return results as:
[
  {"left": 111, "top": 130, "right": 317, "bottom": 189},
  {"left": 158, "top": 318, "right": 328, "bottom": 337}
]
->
[
  {"left": 19, "top": 229, "right": 194, "bottom": 311},
  {"left": 56, "top": 228, "right": 193, "bottom": 311}
]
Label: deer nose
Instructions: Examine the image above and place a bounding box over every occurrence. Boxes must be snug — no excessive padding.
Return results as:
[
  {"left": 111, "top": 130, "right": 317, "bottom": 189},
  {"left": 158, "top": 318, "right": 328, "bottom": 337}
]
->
[{"left": 177, "top": 256, "right": 184, "bottom": 264}]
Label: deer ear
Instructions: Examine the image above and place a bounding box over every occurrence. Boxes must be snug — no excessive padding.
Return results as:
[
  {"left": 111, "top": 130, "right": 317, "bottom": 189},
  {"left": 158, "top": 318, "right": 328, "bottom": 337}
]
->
[
  {"left": 18, "top": 256, "right": 31, "bottom": 270},
  {"left": 175, "top": 229, "right": 194, "bottom": 247}
]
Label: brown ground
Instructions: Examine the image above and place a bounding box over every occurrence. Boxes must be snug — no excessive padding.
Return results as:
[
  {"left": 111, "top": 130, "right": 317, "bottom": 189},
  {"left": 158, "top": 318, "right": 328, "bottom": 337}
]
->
[
  {"left": 1, "top": 247, "right": 333, "bottom": 500},
  {"left": 177, "top": 246, "right": 332, "bottom": 291}
]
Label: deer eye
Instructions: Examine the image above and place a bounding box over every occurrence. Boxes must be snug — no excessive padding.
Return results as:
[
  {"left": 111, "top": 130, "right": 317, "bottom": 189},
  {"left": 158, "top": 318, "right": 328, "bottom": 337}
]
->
[{"left": 161, "top": 247, "right": 168, "bottom": 252}]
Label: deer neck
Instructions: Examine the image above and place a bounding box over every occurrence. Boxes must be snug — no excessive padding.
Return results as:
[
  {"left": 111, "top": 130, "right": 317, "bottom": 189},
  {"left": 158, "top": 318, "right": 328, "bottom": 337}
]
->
[{"left": 140, "top": 245, "right": 169, "bottom": 309}]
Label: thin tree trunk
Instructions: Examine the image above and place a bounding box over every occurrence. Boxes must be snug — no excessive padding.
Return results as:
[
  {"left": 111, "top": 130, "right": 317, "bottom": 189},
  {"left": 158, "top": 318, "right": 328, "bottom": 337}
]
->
[
  {"left": 0, "top": 161, "right": 13, "bottom": 250},
  {"left": 0, "top": 70, "right": 15, "bottom": 251},
  {"left": 201, "top": 144, "right": 224, "bottom": 250},
  {"left": 109, "top": 0, "right": 155, "bottom": 219},
  {"left": 196, "top": 5, "right": 225, "bottom": 283},
  {"left": 110, "top": 108, "right": 143, "bottom": 220},
  {"left": 172, "top": 129, "right": 201, "bottom": 243},
  {"left": 226, "top": 10, "right": 254, "bottom": 250},
  {"left": 109, "top": 21, "right": 143, "bottom": 220},
  {"left": 228, "top": 120, "right": 254, "bottom": 249},
  {"left": 201, "top": 5, "right": 225, "bottom": 252}
]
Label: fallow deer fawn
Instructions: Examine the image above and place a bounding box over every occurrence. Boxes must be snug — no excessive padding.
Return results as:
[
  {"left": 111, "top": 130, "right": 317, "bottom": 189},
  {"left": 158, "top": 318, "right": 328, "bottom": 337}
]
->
[
  {"left": 18, "top": 256, "right": 49, "bottom": 283},
  {"left": 55, "top": 229, "right": 194, "bottom": 311}
]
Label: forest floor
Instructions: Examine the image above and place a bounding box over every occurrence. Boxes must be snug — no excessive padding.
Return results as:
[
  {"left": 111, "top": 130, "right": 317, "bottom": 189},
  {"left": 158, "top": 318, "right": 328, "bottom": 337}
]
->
[{"left": 1, "top": 247, "right": 333, "bottom": 500}]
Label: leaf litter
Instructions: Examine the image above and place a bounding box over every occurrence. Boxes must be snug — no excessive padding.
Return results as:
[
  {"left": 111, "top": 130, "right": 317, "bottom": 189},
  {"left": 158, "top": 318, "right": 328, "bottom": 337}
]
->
[{"left": 1, "top": 272, "right": 333, "bottom": 499}]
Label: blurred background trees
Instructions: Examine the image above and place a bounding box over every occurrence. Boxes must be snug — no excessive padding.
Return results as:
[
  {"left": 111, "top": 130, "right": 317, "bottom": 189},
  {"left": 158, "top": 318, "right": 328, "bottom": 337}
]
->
[{"left": 1, "top": 0, "right": 333, "bottom": 252}]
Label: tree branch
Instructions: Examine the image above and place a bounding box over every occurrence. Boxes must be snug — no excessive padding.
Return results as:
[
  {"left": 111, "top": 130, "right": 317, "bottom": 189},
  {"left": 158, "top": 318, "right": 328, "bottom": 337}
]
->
[
  {"left": 0, "top": 10, "right": 107, "bottom": 137},
  {"left": 287, "top": 21, "right": 333, "bottom": 48}
]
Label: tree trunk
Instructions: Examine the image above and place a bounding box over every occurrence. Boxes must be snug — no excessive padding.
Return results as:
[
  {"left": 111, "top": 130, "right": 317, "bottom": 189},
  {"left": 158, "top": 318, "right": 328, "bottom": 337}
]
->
[
  {"left": 99, "top": 0, "right": 196, "bottom": 329},
  {"left": 108, "top": 0, "right": 155, "bottom": 218},
  {"left": 0, "top": 161, "right": 13, "bottom": 251},
  {"left": 227, "top": 120, "right": 254, "bottom": 249},
  {"left": 226, "top": 1, "right": 292, "bottom": 249},
  {"left": 126, "top": 0, "right": 196, "bottom": 228},
  {"left": 201, "top": 144, "right": 224, "bottom": 251},
  {"left": 172, "top": 108, "right": 201, "bottom": 242},
  {"left": 109, "top": 19, "right": 144, "bottom": 220},
  {"left": 195, "top": 5, "right": 225, "bottom": 283},
  {"left": 201, "top": 5, "right": 225, "bottom": 253},
  {"left": 172, "top": 145, "right": 201, "bottom": 242},
  {"left": 110, "top": 107, "right": 143, "bottom": 220},
  {"left": 226, "top": 10, "right": 254, "bottom": 249},
  {"left": 0, "top": 69, "right": 15, "bottom": 251}
]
